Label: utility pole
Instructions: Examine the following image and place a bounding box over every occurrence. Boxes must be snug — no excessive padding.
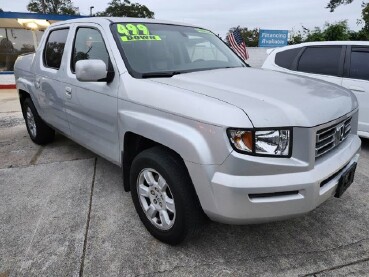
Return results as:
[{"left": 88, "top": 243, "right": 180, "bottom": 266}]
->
[{"left": 90, "top": 6, "right": 94, "bottom": 16}]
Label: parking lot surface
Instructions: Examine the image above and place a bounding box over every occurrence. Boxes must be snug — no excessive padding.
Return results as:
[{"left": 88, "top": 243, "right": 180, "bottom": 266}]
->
[{"left": 1, "top": 89, "right": 369, "bottom": 276}]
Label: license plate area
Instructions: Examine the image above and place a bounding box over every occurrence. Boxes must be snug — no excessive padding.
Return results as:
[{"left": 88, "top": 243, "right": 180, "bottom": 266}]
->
[{"left": 334, "top": 163, "right": 357, "bottom": 198}]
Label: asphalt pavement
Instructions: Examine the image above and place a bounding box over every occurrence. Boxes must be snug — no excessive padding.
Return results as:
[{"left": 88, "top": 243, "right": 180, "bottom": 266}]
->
[{"left": 1, "top": 89, "right": 369, "bottom": 276}]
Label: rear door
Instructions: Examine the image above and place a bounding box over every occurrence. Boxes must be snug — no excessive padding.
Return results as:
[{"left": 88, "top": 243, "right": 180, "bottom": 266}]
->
[
  {"left": 64, "top": 23, "right": 120, "bottom": 163},
  {"left": 36, "top": 28, "right": 71, "bottom": 135},
  {"left": 342, "top": 46, "right": 369, "bottom": 136}
]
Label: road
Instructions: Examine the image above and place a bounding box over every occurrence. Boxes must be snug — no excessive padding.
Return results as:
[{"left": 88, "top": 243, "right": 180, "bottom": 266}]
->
[{"left": 1, "top": 89, "right": 369, "bottom": 276}]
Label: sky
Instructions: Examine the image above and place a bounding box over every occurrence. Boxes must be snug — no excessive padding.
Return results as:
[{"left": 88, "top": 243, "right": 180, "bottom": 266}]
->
[{"left": 0, "top": 0, "right": 365, "bottom": 38}]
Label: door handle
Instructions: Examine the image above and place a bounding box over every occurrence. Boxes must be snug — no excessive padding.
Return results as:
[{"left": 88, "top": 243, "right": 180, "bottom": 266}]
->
[
  {"left": 65, "top": 87, "right": 72, "bottom": 98},
  {"left": 349, "top": 86, "right": 365, "bottom": 93}
]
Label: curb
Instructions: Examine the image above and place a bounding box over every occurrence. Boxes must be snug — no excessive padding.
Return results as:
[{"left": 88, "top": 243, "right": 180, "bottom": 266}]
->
[{"left": 0, "top": 85, "right": 16, "bottom": 89}]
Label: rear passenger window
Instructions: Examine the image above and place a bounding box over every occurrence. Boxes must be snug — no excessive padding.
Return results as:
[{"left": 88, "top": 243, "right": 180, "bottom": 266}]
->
[
  {"left": 350, "top": 48, "right": 369, "bottom": 81},
  {"left": 44, "top": 28, "right": 69, "bottom": 69},
  {"left": 71, "top": 28, "right": 110, "bottom": 72},
  {"left": 297, "top": 47, "right": 342, "bottom": 76},
  {"left": 275, "top": 48, "right": 301, "bottom": 69}
]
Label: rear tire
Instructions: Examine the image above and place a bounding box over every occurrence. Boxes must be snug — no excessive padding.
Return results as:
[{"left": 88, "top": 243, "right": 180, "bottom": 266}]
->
[
  {"left": 23, "top": 98, "right": 55, "bottom": 145},
  {"left": 130, "top": 146, "right": 205, "bottom": 245}
]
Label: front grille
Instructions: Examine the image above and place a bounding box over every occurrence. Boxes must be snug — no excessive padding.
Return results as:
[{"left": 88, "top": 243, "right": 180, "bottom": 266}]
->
[{"left": 315, "top": 117, "right": 351, "bottom": 158}]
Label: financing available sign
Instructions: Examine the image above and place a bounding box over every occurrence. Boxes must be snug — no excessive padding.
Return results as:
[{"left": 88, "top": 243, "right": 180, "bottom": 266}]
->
[{"left": 258, "top": 29, "right": 288, "bottom": 47}]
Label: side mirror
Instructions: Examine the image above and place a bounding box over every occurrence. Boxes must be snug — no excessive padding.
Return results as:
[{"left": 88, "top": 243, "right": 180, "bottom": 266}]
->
[{"left": 75, "top": 59, "right": 107, "bottom": 82}]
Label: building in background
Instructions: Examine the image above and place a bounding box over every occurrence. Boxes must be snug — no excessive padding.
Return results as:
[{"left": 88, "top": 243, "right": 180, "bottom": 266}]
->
[{"left": 0, "top": 11, "right": 84, "bottom": 87}]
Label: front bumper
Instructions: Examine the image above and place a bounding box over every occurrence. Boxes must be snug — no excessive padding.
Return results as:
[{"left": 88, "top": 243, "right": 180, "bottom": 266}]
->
[{"left": 186, "top": 135, "right": 361, "bottom": 224}]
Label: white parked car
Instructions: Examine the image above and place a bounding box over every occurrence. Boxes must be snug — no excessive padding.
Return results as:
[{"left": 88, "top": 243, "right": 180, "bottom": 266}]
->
[{"left": 262, "top": 41, "right": 369, "bottom": 139}]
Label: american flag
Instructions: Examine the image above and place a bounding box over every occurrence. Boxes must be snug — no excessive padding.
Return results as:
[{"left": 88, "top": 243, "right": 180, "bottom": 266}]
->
[{"left": 227, "top": 29, "right": 249, "bottom": 61}]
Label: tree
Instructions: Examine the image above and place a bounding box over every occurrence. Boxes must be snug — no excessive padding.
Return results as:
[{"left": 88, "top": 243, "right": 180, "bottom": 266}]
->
[
  {"left": 360, "top": 2, "right": 369, "bottom": 31},
  {"left": 327, "top": 1, "right": 369, "bottom": 38},
  {"left": 326, "top": 0, "right": 354, "bottom": 12},
  {"left": 288, "top": 21, "right": 352, "bottom": 44},
  {"left": 350, "top": 2, "right": 369, "bottom": 40},
  {"left": 0, "top": 8, "right": 3, "bottom": 12},
  {"left": 349, "top": 29, "right": 369, "bottom": 40},
  {"left": 288, "top": 30, "right": 304, "bottom": 45},
  {"left": 226, "top": 27, "right": 259, "bottom": 47},
  {"left": 96, "top": 0, "right": 154, "bottom": 18},
  {"left": 323, "top": 20, "right": 350, "bottom": 40},
  {"left": 27, "top": 0, "right": 79, "bottom": 15},
  {"left": 304, "top": 26, "right": 325, "bottom": 42}
]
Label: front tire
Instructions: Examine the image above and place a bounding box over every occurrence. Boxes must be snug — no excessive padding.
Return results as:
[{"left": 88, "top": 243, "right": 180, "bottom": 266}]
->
[
  {"left": 130, "top": 146, "right": 205, "bottom": 245},
  {"left": 23, "top": 98, "right": 55, "bottom": 145}
]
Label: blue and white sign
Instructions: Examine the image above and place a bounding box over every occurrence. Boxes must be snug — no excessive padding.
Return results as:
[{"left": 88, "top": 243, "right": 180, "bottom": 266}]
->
[{"left": 259, "top": 29, "right": 289, "bottom": 48}]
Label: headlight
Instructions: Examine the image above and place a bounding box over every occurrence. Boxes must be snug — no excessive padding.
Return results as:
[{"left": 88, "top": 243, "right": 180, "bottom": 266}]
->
[
  {"left": 227, "top": 128, "right": 291, "bottom": 157},
  {"left": 227, "top": 130, "right": 253, "bottom": 153}
]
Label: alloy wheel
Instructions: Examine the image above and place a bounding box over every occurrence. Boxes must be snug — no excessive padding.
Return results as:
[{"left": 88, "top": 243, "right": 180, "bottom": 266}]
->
[
  {"left": 26, "top": 107, "right": 37, "bottom": 138},
  {"left": 137, "top": 168, "right": 176, "bottom": 230}
]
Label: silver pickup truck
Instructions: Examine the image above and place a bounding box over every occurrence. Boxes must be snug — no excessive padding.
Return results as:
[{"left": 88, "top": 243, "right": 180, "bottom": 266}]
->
[{"left": 14, "top": 17, "right": 361, "bottom": 244}]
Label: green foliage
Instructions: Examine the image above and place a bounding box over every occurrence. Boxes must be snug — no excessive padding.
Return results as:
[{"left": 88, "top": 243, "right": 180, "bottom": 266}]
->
[
  {"left": 304, "top": 27, "right": 325, "bottom": 42},
  {"left": 96, "top": 0, "right": 154, "bottom": 18},
  {"left": 230, "top": 1, "right": 367, "bottom": 46},
  {"left": 288, "top": 30, "right": 304, "bottom": 45},
  {"left": 326, "top": 0, "right": 354, "bottom": 12},
  {"left": 324, "top": 1, "right": 369, "bottom": 40},
  {"left": 323, "top": 21, "right": 350, "bottom": 40},
  {"left": 361, "top": 2, "right": 369, "bottom": 31},
  {"left": 326, "top": 0, "right": 369, "bottom": 31},
  {"left": 289, "top": 20, "right": 356, "bottom": 44},
  {"left": 27, "top": 0, "right": 78, "bottom": 15},
  {"left": 226, "top": 27, "right": 259, "bottom": 47},
  {"left": 349, "top": 29, "right": 369, "bottom": 40}
]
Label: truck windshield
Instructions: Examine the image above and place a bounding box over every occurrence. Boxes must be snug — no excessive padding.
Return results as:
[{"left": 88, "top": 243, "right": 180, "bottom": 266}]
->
[{"left": 111, "top": 23, "right": 245, "bottom": 78}]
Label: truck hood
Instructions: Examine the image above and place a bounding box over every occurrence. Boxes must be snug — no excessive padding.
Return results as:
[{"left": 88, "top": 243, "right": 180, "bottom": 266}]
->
[{"left": 152, "top": 68, "right": 358, "bottom": 128}]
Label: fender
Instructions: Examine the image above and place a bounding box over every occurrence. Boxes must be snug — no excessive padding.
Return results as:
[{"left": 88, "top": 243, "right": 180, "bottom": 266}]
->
[
  {"left": 118, "top": 105, "right": 232, "bottom": 213},
  {"left": 118, "top": 105, "right": 232, "bottom": 165},
  {"left": 16, "top": 77, "right": 44, "bottom": 116},
  {"left": 15, "top": 53, "right": 43, "bottom": 114}
]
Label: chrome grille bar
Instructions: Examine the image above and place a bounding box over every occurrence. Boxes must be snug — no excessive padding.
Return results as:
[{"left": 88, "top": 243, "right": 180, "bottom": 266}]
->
[{"left": 315, "top": 117, "right": 352, "bottom": 158}]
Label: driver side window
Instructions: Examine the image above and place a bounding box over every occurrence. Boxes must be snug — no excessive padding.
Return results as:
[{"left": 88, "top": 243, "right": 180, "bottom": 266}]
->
[{"left": 71, "top": 27, "right": 110, "bottom": 72}]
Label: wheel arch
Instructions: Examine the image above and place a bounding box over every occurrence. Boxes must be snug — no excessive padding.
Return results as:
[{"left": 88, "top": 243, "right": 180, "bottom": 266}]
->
[
  {"left": 122, "top": 132, "right": 194, "bottom": 193},
  {"left": 119, "top": 110, "right": 230, "bottom": 192},
  {"left": 18, "top": 89, "right": 31, "bottom": 118}
]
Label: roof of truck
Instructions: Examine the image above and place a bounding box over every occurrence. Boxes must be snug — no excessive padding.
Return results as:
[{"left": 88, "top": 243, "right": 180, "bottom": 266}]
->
[{"left": 50, "top": 17, "right": 198, "bottom": 28}]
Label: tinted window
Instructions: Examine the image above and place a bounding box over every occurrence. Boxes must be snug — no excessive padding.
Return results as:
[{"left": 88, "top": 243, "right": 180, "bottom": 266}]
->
[
  {"left": 44, "top": 29, "right": 69, "bottom": 69},
  {"left": 71, "top": 28, "right": 110, "bottom": 72},
  {"left": 275, "top": 48, "right": 301, "bottom": 69},
  {"left": 350, "top": 48, "right": 369, "bottom": 81},
  {"left": 297, "top": 46, "right": 342, "bottom": 76}
]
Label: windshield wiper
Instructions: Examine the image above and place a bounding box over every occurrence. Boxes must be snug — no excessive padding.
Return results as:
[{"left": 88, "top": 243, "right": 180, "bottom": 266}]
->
[{"left": 141, "top": 71, "right": 182, "bottom": 78}]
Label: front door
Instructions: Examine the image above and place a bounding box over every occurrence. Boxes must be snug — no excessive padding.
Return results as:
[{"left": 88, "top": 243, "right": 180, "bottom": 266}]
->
[{"left": 64, "top": 24, "right": 120, "bottom": 163}]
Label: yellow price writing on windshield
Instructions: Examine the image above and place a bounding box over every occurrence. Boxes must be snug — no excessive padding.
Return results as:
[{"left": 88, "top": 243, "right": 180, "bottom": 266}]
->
[
  {"left": 117, "top": 23, "right": 158, "bottom": 41},
  {"left": 118, "top": 24, "right": 149, "bottom": 35}
]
